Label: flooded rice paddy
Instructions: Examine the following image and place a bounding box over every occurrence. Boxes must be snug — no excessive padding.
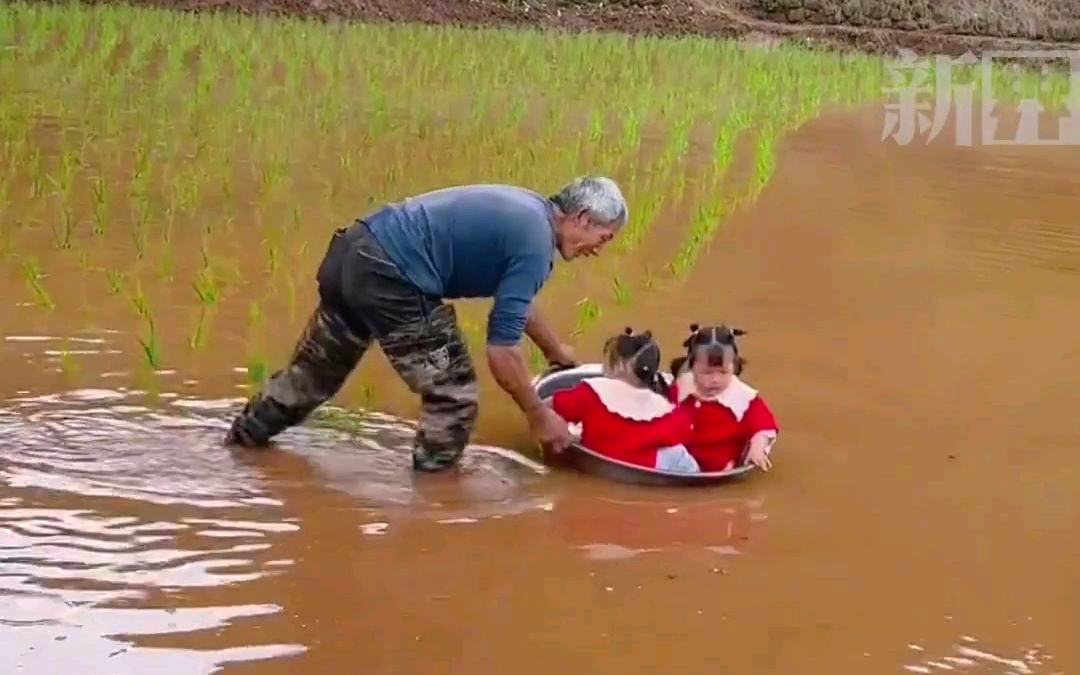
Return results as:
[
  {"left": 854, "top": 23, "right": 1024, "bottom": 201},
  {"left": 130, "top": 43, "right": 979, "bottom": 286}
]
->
[{"left": 2, "top": 3, "right": 1078, "bottom": 674}]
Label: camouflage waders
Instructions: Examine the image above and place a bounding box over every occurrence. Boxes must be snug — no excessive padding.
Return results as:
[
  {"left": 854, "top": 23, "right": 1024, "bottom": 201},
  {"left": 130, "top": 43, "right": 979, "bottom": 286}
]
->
[{"left": 225, "top": 222, "right": 479, "bottom": 472}]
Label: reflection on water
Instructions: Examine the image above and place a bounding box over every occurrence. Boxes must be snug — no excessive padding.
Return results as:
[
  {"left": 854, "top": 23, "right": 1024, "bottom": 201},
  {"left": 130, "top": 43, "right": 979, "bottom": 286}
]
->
[
  {"left": 2, "top": 390, "right": 275, "bottom": 508},
  {"left": 903, "top": 636, "right": 1055, "bottom": 674},
  {"left": 0, "top": 385, "right": 553, "bottom": 674},
  {"left": 552, "top": 493, "right": 769, "bottom": 561},
  {"left": 282, "top": 413, "right": 553, "bottom": 516},
  {"left": 0, "top": 388, "right": 303, "bottom": 674}
]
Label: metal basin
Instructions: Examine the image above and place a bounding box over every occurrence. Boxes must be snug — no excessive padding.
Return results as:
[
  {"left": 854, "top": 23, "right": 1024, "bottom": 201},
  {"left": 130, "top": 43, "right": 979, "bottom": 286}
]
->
[{"left": 533, "top": 364, "right": 755, "bottom": 487}]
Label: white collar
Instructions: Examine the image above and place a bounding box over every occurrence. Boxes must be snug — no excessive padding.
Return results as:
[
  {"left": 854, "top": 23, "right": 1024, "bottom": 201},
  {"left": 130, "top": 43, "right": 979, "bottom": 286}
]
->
[
  {"left": 584, "top": 377, "right": 675, "bottom": 421},
  {"left": 675, "top": 372, "right": 758, "bottom": 421}
]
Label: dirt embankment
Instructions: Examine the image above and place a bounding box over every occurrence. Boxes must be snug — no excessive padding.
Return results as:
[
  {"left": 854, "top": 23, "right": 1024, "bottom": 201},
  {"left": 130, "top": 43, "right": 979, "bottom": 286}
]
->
[
  {"left": 42, "top": 0, "right": 1080, "bottom": 56},
  {"left": 735, "top": 0, "right": 1080, "bottom": 41}
]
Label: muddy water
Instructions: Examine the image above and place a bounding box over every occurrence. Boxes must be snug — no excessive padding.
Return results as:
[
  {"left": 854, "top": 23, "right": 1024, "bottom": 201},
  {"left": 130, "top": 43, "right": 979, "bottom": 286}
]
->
[{"left": 2, "top": 108, "right": 1077, "bottom": 675}]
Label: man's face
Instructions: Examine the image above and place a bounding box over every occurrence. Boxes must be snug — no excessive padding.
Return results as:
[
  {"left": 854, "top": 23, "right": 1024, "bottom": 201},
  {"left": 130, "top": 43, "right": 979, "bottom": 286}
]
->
[{"left": 557, "top": 212, "right": 617, "bottom": 260}]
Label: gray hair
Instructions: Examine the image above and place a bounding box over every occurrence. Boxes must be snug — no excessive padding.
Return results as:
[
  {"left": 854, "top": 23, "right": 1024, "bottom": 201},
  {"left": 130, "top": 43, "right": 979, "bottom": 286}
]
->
[{"left": 550, "top": 176, "right": 628, "bottom": 230}]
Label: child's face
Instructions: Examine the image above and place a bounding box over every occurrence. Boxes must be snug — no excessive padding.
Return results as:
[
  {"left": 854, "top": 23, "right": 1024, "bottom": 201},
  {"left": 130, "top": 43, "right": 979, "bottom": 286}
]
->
[{"left": 691, "top": 358, "right": 734, "bottom": 398}]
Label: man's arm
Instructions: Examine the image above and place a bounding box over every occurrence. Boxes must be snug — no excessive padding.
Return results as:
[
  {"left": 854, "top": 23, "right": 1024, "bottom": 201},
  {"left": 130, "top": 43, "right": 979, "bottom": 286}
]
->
[
  {"left": 486, "top": 253, "right": 551, "bottom": 421},
  {"left": 487, "top": 344, "right": 547, "bottom": 421},
  {"left": 525, "top": 305, "right": 569, "bottom": 365}
]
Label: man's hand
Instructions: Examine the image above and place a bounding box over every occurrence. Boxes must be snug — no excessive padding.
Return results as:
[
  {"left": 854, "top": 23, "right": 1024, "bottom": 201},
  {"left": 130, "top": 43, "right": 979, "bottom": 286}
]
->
[
  {"left": 529, "top": 407, "right": 573, "bottom": 453},
  {"left": 547, "top": 343, "right": 578, "bottom": 370},
  {"left": 526, "top": 307, "right": 578, "bottom": 370}
]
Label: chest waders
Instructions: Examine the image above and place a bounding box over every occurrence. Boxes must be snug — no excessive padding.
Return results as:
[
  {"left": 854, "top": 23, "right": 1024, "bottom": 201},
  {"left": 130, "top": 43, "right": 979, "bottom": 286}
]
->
[{"left": 225, "top": 222, "right": 479, "bottom": 472}]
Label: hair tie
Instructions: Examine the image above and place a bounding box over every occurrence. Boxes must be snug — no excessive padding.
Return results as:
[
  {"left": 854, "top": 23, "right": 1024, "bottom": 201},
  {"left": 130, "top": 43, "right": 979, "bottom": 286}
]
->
[{"left": 623, "top": 327, "right": 633, "bottom": 335}]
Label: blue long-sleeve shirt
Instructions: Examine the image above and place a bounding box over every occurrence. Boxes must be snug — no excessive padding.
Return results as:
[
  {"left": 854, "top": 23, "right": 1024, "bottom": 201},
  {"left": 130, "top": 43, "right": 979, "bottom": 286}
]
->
[{"left": 363, "top": 184, "right": 557, "bottom": 346}]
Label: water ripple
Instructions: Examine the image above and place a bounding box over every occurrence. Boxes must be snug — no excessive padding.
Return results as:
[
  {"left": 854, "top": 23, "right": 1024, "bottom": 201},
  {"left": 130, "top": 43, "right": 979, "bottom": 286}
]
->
[
  {"left": 0, "top": 385, "right": 553, "bottom": 673},
  {"left": 0, "top": 389, "right": 304, "bottom": 674}
]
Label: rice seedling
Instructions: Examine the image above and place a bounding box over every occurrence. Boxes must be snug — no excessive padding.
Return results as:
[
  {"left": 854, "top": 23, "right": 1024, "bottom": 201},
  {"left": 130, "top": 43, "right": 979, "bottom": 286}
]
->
[
  {"left": 106, "top": 269, "right": 127, "bottom": 295},
  {"left": 28, "top": 171, "right": 46, "bottom": 204},
  {"left": 1, "top": 1, "right": 1067, "bottom": 408},
  {"left": 616, "top": 194, "right": 662, "bottom": 254},
  {"left": 193, "top": 266, "right": 221, "bottom": 306},
  {"left": 158, "top": 246, "right": 175, "bottom": 282},
  {"left": 0, "top": 175, "right": 8, "bottom": 216},
  {"left": 90, "top": 176, "right": 109, "bottom": 235},
  {"left": 526, "top": 343, "right": 547, "bottom": 373},
  {"left": 264, "top": 238, "right": 281, "bottom": 275},
  {"left": 129, "top": 278, "right": 152, "bottom": 319},
  {"left": 138, "top": 314, "right": 163, "bottom": 370},
  {"left": 611, "top": 276, "right": 632, "bottom": 307},
  {"left": 358, "top": 382, "right": 376, "bottom": 407},
  {"left": 750, "top": 129, "right": 777, "bottom": 197},
  {"left": 57, "top": 338, "right": 80, "bottom": 379},
  {"left": 572, "top": 298, "right": 601, "bottom": 337},
  {"left": 131, "top": 198, "right": 150, "bottom": 259},
  {"left": 244, "top": 353, "right": 269, "bottom": 389},
  {"left": 51, "top": 207, "right": 76, "bottom": 250},
  {"left": 188, "top": 307, "right": 212, "bottom": 351},
  {"left": 248, "top": 299, "right": 264, "bottom": 333},
  {"left": 22, "top": 258, "right": 55, "bottom": 310}
]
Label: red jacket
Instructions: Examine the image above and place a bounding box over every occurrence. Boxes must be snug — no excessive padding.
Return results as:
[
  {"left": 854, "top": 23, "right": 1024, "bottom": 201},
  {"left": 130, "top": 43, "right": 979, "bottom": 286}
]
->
[
  {"left": 670, "top": 372, "right": 779, "bottom": 472},
  {"left": 550, "top": 378, "right": 692, "bottom": 468}
]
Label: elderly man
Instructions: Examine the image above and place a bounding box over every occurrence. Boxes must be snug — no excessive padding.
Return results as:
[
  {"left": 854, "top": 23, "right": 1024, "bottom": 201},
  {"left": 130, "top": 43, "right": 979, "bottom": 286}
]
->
[{"left": 224, "top": 176, "right": 628, "bottom": 472}]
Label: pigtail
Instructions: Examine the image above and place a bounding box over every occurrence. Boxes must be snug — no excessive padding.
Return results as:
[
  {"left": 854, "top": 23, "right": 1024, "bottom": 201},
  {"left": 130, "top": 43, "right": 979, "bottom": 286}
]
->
[
  {"left": 680, "top": 323, "right": 700, "bottom": 350},
  {"left": 669, "top": 355, "right": 688, "bottom": 377},
  {"left": 650, "top": 370, "right": 672, "bottom": 398},
  {"left": 676, "top": 323, "right": 750, "bottom": 374},
  {"left": 672, "top": 323, "right": 700, "bottom": 374}
]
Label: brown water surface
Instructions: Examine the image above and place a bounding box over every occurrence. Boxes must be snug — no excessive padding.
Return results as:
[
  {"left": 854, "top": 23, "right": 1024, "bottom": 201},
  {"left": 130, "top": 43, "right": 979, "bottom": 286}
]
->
[{"left": 2, "top": 109, "right": 1077, "bottom": 675}]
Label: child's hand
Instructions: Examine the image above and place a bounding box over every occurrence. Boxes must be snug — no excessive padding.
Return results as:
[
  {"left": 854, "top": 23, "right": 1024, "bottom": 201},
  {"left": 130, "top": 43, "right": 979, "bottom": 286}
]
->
[{"left": 745, "top": 444, "right": 772, "bottom": 472}]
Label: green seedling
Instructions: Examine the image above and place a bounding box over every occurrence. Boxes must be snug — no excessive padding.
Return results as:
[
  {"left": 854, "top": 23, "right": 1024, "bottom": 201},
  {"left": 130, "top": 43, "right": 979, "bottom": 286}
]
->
[
  {"left": 129, "top": 278, "right": 152, "bottom": 318},
  {"left": 245, "top": 352, "right": 269, "bottom": 389},
  {"left": 612, "top": 276, "right": 632, "bottom": 307},
  {"left": 52, "top": 207, "right": 75, "bottom": 249},
  {"left": 22, "top": 258, "right": 54, "bottom": 310},
  {"left": 572, "top": 298, "right": 601, "bottom": 337},
  {"left": 57, "top": 338, "right": 81, "bottom": 379},
  {"left": 138, "top": 315, "right": 164, "bottom": 371},
  {"left": 159, "top": 247, "right": 175, "bottom": 281},
  {"left": 358, "top": 383, "right": 375, "bottom": 407},
  {"left": 527, "top": 343, "right": 547, "bottom": 373},
  {"left": 105, "top": 268, "right": 127, "bottom": 295},
  {"left": 265, "top": 238, "right": 281, "bottom": 274},
  {"left": 188, "top": 307, "right": 211, "bottom": 350},
  {"left": 91, "top": 176, "right": 109, "bottom": 235},
  {"left": 248, "top": 300, "right": 265, "bottom": 332},
  {"left": 193, "top": 266, "right": 221, "bottom": 306}
]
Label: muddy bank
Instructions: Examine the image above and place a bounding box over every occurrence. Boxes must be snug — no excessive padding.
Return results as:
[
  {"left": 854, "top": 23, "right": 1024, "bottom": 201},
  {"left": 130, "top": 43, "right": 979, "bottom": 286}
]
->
[
  {"left": 29, "top": 0, "right": 1080, "bottom": 57},
  {"left": 732, "top": 0, "right": 1080, "bottom": 41}
]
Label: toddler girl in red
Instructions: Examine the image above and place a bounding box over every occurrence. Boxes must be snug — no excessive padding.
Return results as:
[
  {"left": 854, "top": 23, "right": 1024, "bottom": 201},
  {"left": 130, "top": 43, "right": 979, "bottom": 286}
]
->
[
  {"left": 550, "top": 328, "right": 699, "bottom": 473},
  {"left": 669, "top": 325, "right": 779, "bottom": 472}
]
